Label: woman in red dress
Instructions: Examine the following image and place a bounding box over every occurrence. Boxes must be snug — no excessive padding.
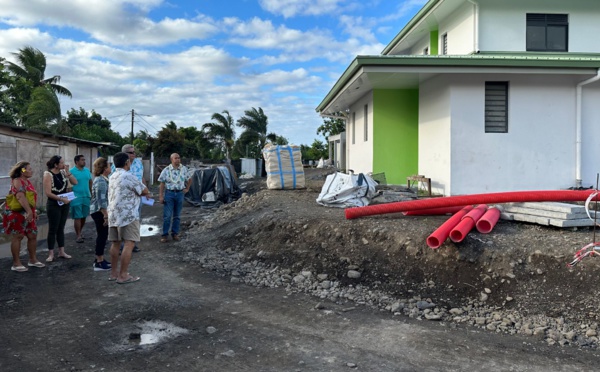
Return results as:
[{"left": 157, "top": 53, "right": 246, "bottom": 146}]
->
[{"left": 3, "top": 161, "right": 45, "bottom": 272}]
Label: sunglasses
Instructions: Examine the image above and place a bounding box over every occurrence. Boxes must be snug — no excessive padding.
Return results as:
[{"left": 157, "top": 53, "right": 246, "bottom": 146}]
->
[{"left": 126, "top": 151, "right": 135, "bottom": 154}]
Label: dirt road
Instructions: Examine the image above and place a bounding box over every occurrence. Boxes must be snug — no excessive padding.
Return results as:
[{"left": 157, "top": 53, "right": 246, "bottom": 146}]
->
[{"left": 1, "top": 195, "right": 599, "bottom": 371}]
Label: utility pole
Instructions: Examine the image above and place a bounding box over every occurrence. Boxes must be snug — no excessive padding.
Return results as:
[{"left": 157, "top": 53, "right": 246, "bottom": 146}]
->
[{"left": 131, "top": 109, "right": 135, "bottom": 144}]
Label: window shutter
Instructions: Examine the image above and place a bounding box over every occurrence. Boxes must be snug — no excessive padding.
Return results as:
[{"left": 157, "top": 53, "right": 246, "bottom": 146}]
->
[{"left": 485, "top": 82, "right": 508, "bottom": 133}]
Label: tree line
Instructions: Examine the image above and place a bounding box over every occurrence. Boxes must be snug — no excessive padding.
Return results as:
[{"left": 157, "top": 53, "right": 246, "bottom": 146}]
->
[{"left": 0, "top": 46, "right": 340, "bottom": 162}]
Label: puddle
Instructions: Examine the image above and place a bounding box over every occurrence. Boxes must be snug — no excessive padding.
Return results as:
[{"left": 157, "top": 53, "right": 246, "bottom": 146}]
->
[{"left": 126, "top": 320, "right": 189, "bottom": 347}]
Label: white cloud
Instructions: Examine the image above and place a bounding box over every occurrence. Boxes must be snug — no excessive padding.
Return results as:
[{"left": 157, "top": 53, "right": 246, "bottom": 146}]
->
[
  {"left": 258, "top": 0, "right": 349, "bottom": 18},
  {"left": 0, "top": 0, "right": 218, "bottom": 46}
]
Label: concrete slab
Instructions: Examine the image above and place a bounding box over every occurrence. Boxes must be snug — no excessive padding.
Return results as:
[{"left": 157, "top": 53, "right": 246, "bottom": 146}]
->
[
  {"left": 501, "top": 212, "right": 596, "bottom": 227},
  {"left": 501, "top": 205, "right": 589, "bottom": 220}
]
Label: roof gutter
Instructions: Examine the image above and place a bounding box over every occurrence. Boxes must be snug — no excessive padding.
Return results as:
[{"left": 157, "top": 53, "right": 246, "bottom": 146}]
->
[
  {"left": 381, "top": 0, "right": 444, "bottom": 55},
  {"left": 466, "top": 0, "right": 479, "bottom": 53},
  {"left": 575, "top": 69, "right": 600, "bottom": 187}
]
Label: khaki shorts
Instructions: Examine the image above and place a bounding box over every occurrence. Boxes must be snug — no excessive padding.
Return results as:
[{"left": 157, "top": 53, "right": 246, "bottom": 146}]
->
[{"left": 108, "top": 220, "right": 140, "bottom": 242}]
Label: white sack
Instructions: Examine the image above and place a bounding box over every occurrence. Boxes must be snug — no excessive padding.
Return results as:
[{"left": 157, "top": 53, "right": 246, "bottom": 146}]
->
[
  {"left": 316, "top": 172, "right": 378, "bottom": 208},
  {"left": 263, "top": 144, "right": 305, "bottom": 189}
]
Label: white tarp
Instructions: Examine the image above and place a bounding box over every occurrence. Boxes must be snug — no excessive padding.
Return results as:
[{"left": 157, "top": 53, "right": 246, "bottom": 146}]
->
[{"left": 316, "top": 172, "right": 378, "bottom": 208}]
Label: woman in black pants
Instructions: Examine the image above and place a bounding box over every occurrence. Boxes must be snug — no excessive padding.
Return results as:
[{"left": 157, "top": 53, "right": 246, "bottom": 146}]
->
[
  {"left": 90, "top": 157, "right": 111, "bottom": 271},
  {"left": 43, "top": 155, "right": 78, "bottom": 262}
]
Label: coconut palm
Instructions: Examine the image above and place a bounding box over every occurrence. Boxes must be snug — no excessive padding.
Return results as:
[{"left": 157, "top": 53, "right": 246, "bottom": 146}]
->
[
  {"left": 202, "top": 110, "right": 236, "bottom": 162},
  {"left": 5, "top": 46, "right": 72, "bottom": 127}
]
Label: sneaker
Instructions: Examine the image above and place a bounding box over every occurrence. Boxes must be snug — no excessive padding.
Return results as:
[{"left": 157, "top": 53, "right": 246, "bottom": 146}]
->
[
  {"left": 102, "top": 259, "right": 112, "bottom": 267},
  {"left": 93, "top": 260, "right": 111, "bottom": 271}
]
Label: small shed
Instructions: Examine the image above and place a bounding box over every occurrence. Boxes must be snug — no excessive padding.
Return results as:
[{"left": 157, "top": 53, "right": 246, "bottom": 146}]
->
[{"left": 0, "top": 123, "right": 110, "bottom": 208}]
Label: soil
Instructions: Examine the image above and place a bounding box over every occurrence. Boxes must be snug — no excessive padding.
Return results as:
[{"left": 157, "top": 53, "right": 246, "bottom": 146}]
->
[{"left": 2, "top": 168, "right": 600, "bottom": 371}]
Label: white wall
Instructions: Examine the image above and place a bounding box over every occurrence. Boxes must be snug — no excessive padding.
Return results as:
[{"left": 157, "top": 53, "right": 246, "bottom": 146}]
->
[
  {"left": 438, "top": 2, "right": 475, "bottom": 55},
  {"left": 580, "top": 82, "right": 600, "bottom": 186},
  {"left": 478, "top": 0, "right": 600, "bottom": 53},
  {"left": 448, "top": 74, "right": 581, "bottom": 194},
  {"left": 419, "top": 76, "right": 452, "bottom": 195},
  {"left": 346, "top": 92, "right": 373, "bottom": 175}
]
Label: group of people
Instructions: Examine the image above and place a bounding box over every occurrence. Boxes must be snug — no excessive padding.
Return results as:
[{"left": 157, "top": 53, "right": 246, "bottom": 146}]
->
[{"left": 3, "top": 144, "right": 193, "bottom": 285}]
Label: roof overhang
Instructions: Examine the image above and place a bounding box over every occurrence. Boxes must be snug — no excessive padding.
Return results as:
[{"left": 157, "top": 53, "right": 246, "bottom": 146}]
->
[
  {"left": 316, "top": 55, "right": 600, "bottom": 116},
  {"left": 0, "top": 122, "right": 118, "bottom": 148}
]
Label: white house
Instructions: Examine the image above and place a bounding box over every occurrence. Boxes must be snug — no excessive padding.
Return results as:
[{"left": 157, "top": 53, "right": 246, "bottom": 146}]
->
[{"left": 316, "top": 0, "right": 600, "bottom": 195}]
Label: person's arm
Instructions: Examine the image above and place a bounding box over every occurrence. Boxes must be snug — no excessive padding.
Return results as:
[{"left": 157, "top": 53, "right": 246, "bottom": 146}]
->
[
  {"left": 184, "top": 178, "right": 192, "bottom": 193},
  {"left": 159, "top": 182, "right": 165, "bottom": 204},
  {"left": 12, "top": 179, "right": 34, "bottom": 222},
  {"left": 62, "top": 169, "right": 77, "bottom": 185}
]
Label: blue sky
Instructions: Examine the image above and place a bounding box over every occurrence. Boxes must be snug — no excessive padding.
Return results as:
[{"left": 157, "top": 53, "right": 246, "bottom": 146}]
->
[{"left": 0, "top": 0, "right": 427, "bottom": 145}]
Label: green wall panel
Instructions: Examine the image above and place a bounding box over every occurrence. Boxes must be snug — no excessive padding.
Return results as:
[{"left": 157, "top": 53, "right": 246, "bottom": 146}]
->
[
  {"left": 430, "top": 30, "right": 439, "bottom": 55},
  {"left": 372, "top": 89, "right": 419, "bottom": 185}
]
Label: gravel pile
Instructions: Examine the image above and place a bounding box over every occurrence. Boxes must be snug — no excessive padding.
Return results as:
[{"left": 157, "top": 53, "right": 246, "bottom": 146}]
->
[{"left": 179, "top": 242, "right": 600, "bottom": 349}]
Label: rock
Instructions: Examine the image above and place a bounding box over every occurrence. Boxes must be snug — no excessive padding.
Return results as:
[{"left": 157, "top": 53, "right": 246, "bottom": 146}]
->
[
  {"left": 220, "top": 350, "right": 235, "bottom": 358},
  {"left": 586, "top": 329, "right": 597, "bottom": 337},
  {"left": 480, "top": 293, "right": 489, "bottom": 302},
  {"left": 416, "top": 301, "right": 435, "bottom": 310},
  {"left": 206, "top": 326, "right": 217, "bottom": 334},
  {"left": 484, "top": 288, "right": 492, "bottom": 294},
  {"left": 347, "top": 270, "right": 361, "bottom": 279},
  {"left": 321, "top": 280, "right": 331, "bottom": 289},
  {"left": 391, "top": 302, "right": 405, "bottom": 313},
  {"left": 317, "top": 274, "right": 328, "bottom": 281}
]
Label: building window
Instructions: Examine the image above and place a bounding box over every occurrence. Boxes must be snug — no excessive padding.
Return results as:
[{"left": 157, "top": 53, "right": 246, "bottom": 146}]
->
[
  {"left": 485, "top": 82, "right": 508, "bottom": 133},
  {"left": 526, "top": 14, "right": 568, "bottom": 52},
  {"left": 423, "top": 47, "right": 429, "bottom": 55},
  {"left": 352, "top": 112, "right": 356, "bottom": 144},
  {"left": 442, "top": 33, "right": 448, "bottom": 55},
  {"left": 363, "top": 104, "right": 368, "bottom": 141}
]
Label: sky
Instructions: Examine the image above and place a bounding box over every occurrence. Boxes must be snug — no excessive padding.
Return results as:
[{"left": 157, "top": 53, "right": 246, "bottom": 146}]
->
[{"left": 0, "top": 0, "right": 427, "bottom": 146}]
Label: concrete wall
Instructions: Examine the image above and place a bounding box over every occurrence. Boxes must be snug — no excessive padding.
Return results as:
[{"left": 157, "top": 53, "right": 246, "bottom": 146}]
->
[
  {"left": 419, "top": 76, "right": 452, "bottom": 195},
  {"left": 438, "top": 2, "right": 475, "bottom": 55},
  {"left": 346, "top": 92, "right": 373, "bottom": 175},
  {"left": 478, "top": 0, "right": 600, "bottom": 53}
]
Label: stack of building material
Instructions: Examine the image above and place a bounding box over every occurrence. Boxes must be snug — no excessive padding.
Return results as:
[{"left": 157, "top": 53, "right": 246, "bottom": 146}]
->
[{"left": 500, "top": 202, "right": 596, "bottom": 227}]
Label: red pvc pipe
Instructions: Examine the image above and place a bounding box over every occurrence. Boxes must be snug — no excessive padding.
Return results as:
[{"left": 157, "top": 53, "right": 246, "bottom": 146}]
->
[
  {"left": 449, "top": 204, "right": 488, "bottom": 243},
  {"left": 345, "top": 190, "right": 597, "bottom": 219},
  {"left": 426, "top": 206, "right": 474, "bottom": 249},
  {"left": 476, "top": 207, "right": 501, "bottom": 233},
  {"left": 402, "top": 206, "right": 466, "bottom": 216}
]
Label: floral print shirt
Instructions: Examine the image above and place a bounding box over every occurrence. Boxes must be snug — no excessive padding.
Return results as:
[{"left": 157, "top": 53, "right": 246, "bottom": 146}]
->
[
  {"left": 90, "top": 175, "right": 109, "bottom": 215},
  {"left": 158, "top": 164, "right": 192, "bottom": 190},
  {"left": 111, "top": 157, "right": 144, "bottom": 182},
  {"left": 107, "top": 168, "right": 145, "bottom": 227}
]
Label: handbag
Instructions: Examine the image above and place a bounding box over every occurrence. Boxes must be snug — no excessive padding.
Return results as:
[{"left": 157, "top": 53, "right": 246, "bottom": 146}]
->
[{"left": 6, "top": 191, "right": 35, "bottom": 212}]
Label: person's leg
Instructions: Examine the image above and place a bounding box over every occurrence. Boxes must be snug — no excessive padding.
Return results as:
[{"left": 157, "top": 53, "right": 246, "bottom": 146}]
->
[
  {"left": 162, "top": 191, "right": 174, "bottom": 238},
  {"left": 108, "top": 227, "right": 120, "bottom": 280},
  {"left": 25, "top": 232, "right": 40, "bottom": 265},
  {"left": 10, "top": 234, "right": 25, "bottom": 269},
  {"left": 171, "top": 192, "right": 184, "bottom": 238},
  {"left": 118, "top": 240, "right": 135, "bottom": 280},
  {"left": 91, "top": 212, "right": 105, "bottom": 261},
  {"left": 46, "top": 203, "right": 60, "bottom": 261},
  {"left": 57, "top": 205, "right": 71, "bottom": 258}
]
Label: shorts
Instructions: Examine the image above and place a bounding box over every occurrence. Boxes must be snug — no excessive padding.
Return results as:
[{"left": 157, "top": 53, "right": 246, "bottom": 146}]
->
[
  {"left": 70, "top": 204, "right": 90, "bottom": 219},
  {"left": 108, "top": 220, "right": 141, "bottom": 242}
]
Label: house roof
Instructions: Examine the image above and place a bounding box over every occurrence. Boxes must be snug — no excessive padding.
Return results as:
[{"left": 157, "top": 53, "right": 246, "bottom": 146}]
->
[
  {"left": 0, "top": 122, "right": 117, "bottom": 148},
  {"left": 316, "top": 54, "right": 600, "bottom": 115}
]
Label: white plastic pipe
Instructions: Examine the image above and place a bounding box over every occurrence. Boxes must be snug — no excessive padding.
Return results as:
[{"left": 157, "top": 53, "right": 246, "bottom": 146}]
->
[
  {"left": 576, "top": 69, "right": 600, "bottom": 188},
  {"left": 467, "top": 0, "right": 479, "bottom": 53}
]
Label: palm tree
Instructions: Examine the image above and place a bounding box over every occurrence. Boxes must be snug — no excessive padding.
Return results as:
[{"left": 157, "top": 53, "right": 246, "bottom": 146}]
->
[
  {"left": 202, "top": 110, "right": 236, "bottom": 162},
  {"left": 5, "top": 46, "right": 72, "bottom": 127},
  {"left": 236, "top": 107, "right": 269, "bottom": 157}
]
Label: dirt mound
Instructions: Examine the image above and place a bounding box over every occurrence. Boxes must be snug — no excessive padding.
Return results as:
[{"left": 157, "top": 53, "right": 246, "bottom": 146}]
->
[{"left": 185, "top": 168, "right": 600, "bottom": 345}]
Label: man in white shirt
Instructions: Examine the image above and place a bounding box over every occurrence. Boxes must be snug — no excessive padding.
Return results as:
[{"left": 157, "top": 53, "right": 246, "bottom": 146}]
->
[{"left": 107, "top": 152, "right": 151, "bottom": 284}]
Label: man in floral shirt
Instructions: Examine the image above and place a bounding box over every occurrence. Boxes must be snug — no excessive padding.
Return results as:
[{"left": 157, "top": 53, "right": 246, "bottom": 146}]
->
[
  {"left": 107, "top": 152, "right": 151, "bottom": 284},
  {"left": 158, "top": 153, "right": 192, "bottom": 243}
]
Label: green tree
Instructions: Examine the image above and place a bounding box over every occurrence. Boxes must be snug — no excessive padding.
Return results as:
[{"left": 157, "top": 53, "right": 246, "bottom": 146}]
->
[
  {"left": 316, "top": 113, "right": 346, "bottom": 138},
  {"left": 4, "top": 46, "right": 72, "bottom": 128},
  {"left": 153, "top": 121, "right": 185, "bottom": 157},
  {"left": 301, "top": 139, "right": 328, "bottom": 161},
  {"left": 236, "top": 107, "right": 268, "bottom": 158},
  {"left": 0, "top": 57, "right": 18, "bottom": 125},
  {"left": 202, "top": 110, "right": 236, "bottom": 162},
  {"left": 266, "top": 133, "right": 288, "bottom": 145},
  {"left": 178, "top": 126, "right": 204, "bottom": 159}
]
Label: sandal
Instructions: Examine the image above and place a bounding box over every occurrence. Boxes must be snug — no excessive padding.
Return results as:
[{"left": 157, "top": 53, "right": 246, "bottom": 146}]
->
[
  {"left": 11, "top": 265, "right": 28, "bottom": 272},
  {"left": 58, "top": 253, "right": 72, "bottom": 259},
  {"left": 76, "top": 237, "right": 84, "bottom": 243},
  {"left": 27, "top": 261, "right": 46, "bottom": 268},
  {"left": 116, "top": 276, "right": 140, "bottom": 284},
  {"left": 45, "top": 256, "right": 54, "bottom": 263}
]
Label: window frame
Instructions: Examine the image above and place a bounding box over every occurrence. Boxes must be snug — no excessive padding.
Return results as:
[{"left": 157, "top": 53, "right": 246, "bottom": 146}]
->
[
  {"left": 363, "top": 104, "right": 368, "bottom": 142},
  {"left": 351, "top": 111, "right": 356, "bottom": 144},
  {"left": 526, "top": 13, "right": 568, "bottom": 52},
  {"left": 485, "top": 81, "right": 509, "bottom": 134}
]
